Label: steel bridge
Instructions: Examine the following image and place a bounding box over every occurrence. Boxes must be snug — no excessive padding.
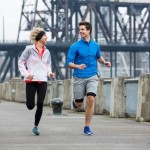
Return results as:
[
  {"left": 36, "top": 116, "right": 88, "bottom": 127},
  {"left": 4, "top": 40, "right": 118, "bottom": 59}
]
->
[
  {"left": 17, "top": 0, "right": 150, "bottom": 44},
  {"left": 0, "top": 0, "right": 150, "bottom": 82}
]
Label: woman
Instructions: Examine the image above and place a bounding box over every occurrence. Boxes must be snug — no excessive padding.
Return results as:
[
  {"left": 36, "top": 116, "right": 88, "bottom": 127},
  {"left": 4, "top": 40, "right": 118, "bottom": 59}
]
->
[{"left": 18, "top": 27, "right": 55, "bottom": 135}]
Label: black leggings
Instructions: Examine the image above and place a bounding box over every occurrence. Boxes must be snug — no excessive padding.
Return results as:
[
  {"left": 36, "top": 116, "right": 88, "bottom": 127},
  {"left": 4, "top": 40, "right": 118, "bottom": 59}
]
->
[{"left": 26, "top": 82, "right": 47, "bottom": 126}]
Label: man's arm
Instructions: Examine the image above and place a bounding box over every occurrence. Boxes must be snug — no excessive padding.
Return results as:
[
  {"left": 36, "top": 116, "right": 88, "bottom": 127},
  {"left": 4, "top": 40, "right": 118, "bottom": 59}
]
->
[
  {"left": 68, "top": 62, "right": 86, "bottom": 70},
  {"left": 98, "top": 56, "right": 111, "bottom": 67}
]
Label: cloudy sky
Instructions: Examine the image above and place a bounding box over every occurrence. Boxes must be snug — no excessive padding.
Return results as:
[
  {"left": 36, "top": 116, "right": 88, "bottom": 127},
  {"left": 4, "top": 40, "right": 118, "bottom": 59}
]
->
[
  {"left": 0, "top": 0, "right": 22, "bottom": 42},
  {"left": 0, "top": 0, "right": 148, "bottom": 42}
]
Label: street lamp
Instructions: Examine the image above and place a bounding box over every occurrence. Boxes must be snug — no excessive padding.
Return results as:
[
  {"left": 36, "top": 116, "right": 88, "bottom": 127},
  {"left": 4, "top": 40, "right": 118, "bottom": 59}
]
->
[{"left": 0, "top": 16, "right": 5, "bottom": 43}]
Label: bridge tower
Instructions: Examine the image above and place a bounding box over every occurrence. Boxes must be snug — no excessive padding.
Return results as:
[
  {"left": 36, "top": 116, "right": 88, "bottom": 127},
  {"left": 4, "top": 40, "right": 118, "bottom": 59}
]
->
[
  {"left": 0, "top": 0, "right": 150, "bottom": 82},
  {"left": 17, "top": 0, "right": 150, "bottom": 44}
]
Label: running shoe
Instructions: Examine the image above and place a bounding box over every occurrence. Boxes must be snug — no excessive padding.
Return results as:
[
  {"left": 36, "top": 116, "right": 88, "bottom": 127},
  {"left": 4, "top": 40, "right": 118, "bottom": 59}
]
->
[
  {"left": 84, "top": 126, "right": 93, "bottom": 136},
  {"left": 32, "top": 127, "right": 40, "bottom": 135}
]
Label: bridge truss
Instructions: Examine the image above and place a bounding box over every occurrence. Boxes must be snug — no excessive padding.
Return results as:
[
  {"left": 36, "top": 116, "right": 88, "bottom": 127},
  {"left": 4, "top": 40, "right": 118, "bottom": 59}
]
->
[
  {"left": 0, "top": 0, "right": 150, "bottom": 82},
  {"left": 0, "top": 43, "right": 150, "bottom": 83},
  {"left": 17, "top": 0, "right": 150, "bottom": 44}
]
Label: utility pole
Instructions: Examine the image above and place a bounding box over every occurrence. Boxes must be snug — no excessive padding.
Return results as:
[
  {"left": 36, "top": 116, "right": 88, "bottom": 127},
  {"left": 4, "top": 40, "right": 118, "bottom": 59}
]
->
[
  {"left": 2, "top": 16, "right": 5, "bottom": 43},
  {"left": 0, "top": 16, "right": 5, "bottom": 43}
]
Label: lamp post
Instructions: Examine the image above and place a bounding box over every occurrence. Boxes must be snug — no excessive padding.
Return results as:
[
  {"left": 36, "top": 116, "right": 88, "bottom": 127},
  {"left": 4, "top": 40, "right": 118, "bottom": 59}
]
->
[
  {"left": 0, "top": 16, "right": 5, "bottom": 43},
  {"left": 2, "top": 16, "right": 4, "bottom": 43}
]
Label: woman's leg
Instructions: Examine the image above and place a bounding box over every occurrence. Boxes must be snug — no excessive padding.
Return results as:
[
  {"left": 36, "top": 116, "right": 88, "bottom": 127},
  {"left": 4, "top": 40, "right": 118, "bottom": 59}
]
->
[
  {"left": 34, "top": 82, "right": 47, "bottom": 126},
  {"left": 26, "top": 83, "right": 37, "bottom": 110}
]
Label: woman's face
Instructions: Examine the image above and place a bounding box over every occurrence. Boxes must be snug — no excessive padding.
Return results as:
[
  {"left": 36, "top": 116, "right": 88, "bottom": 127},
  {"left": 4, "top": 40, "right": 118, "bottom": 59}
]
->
[{"left": 40, "top": 34, "right": 48, "bottom": 44}]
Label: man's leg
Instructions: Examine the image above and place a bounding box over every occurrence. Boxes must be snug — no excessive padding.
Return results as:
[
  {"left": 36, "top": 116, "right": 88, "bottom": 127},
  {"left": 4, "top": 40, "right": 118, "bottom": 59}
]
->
[
  {"left": 85, "top": 93, "right": 95, "bottom": 126},
  {"left": 84, "top": 75, "right": 98, "bottom": 135},
  {"left": 84, "top": 93, "right": 96, "bottom": 135},
  {"left": 73, "top": 77, "right": 86, "bottom": 109},
  {"left": 73, "top": 98, "right": 83, "bottom": 108}
]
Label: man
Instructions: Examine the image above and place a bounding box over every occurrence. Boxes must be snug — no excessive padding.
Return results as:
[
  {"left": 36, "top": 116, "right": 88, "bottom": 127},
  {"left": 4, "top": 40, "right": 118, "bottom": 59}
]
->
[{"left": 66, "top": 21, "right": 111, "bottom": 136}]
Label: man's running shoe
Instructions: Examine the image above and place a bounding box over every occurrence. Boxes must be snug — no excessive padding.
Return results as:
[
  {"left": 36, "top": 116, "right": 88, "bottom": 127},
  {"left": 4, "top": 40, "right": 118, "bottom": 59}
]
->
[
  {"left": 32, "top": 127, "right": 40, "bottom": 136},
  {"left": 84, "top": 126, "right": 93, "bottom": 136}
]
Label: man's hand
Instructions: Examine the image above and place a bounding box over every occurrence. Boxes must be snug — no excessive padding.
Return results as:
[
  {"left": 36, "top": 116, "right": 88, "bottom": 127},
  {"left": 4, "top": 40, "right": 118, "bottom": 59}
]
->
[
  {"left": 104, "top": 61, "right": 111, "bottom": 67},
  {"left": 76, "top": 64, "right": 87, "bottom": 70},
  {"left": 98, "top": 56, "right": 111, "bottom": 67},
  {"left": 49, "top": 73, "right": 55, "bottom": 78}
]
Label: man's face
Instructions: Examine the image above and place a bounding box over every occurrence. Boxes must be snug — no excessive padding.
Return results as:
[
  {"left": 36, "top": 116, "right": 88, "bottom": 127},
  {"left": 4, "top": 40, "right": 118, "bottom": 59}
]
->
[{"left": 79, "top": 25, "right": 90, "bottom": 39}]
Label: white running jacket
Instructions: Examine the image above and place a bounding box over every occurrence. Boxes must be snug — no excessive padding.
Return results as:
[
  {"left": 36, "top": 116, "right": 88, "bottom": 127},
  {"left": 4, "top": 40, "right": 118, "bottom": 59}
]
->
[{"left": 18, "top": 44, "right": 52, "bottom": 81}]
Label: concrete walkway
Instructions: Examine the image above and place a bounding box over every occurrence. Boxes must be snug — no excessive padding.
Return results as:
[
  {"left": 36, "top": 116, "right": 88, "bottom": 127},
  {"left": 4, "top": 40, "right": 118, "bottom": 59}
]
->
[{"left": 0, "top": 100, "right": 150, "bottom": 150}]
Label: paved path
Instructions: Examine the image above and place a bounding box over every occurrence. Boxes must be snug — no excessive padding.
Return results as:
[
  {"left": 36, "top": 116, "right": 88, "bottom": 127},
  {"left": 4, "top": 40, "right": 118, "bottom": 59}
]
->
[{"left": 0, "top": 100, "right": 150, "bottom": 150}]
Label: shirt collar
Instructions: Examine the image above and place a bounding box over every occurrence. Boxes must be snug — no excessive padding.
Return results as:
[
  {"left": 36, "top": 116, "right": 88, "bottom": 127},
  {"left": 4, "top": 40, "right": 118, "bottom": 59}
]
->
[
  {"left": 81, "top": 38, "right": 92, "bottom": 44},
  {"left": 35, "top": 44, "right": 46, "bottom": 51}
]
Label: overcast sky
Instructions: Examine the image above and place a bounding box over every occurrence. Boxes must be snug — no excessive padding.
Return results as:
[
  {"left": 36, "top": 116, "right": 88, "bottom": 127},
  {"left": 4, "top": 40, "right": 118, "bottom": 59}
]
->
[
  {"left": 0, "top": 0, "right": 148, "bottom": 42},
  {"left": 0, "top": 0, "right": 22, "bottom": 42}
]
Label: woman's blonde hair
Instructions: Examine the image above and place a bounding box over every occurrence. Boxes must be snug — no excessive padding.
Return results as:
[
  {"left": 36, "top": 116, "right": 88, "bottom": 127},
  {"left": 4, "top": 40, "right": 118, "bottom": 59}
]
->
[{"left": 30, "top": 27, "right": 44, "bottom": 43}]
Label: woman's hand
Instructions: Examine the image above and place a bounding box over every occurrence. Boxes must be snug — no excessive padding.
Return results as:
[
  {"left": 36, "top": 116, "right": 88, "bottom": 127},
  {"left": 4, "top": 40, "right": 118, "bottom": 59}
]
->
[
  {"left": 49, "top": 73, "right": 55, "bottom": 78},
  {"left": 27, "top": 75, "right": 34, "bottom": 80}
]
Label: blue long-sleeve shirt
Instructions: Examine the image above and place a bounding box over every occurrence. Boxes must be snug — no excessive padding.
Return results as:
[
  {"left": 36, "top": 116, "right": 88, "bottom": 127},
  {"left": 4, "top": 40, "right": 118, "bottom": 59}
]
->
[{"left": 66, "top": 39, "right": 102, "bottom": 78}]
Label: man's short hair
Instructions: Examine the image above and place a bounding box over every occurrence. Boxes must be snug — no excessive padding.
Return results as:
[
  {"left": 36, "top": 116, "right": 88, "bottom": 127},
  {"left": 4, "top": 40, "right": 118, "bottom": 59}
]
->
[{"left": 79, "top": 21, "right": 92, "bottom": 34}]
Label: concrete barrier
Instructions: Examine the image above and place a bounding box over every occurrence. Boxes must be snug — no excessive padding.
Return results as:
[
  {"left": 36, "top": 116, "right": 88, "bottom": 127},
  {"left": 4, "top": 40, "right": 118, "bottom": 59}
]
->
[
  {"left": 0, "top": 84, "right": 4, "bottom": 99},
  {"left": 51, "top": 80, "right": 59, "bottom": 99},
  {"left": 62, "top": 79, "right": 73, "bottom": 110},
  {"left": 103, "top": 79, "right": 111, "bottom": 114},
  {"left": 44, "top": 81, "right": 52, "bottom": 105},
  {"left": 15, "top": 80, "right": 26, "bottom": 103},
  {"left": 136, "top": 74, "right": 150, "bottom": 122},
  {"left": 95, "top": 79, "right": 106, "bottom": 115},
  {"left": 9, "top": 80, "right": 17, "bottom": 101},
  {"left": 50, "top": 80, "right": 64, "bottom": 106},
  {"left": 0, "top": 83, "right": 2, "bottom": 102},
  {"left": 1, "top": 82, "right": 10, "bottom": 100},
  {"left": 124, "top": 78, "right": 138, "bottom": 118},
  {"left": 110, "top": 77, "right": 127, "bottom": 117},
  {"left": 2, "top": 82, "right": 8, "bottom": 100},
  {"left": 1, "top": 75, "right": 150, "bottom": 121}
]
